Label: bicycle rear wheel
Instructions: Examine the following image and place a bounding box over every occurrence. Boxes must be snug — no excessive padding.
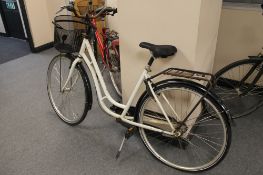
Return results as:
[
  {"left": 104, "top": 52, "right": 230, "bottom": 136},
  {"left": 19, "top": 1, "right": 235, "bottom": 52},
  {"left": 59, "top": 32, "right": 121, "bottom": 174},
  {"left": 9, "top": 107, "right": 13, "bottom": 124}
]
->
[
  {"left": 137, "top": 82, "right": 231, "bottom": 171},
  {"left": 47, "top": 54, "right": 91, "bottom": 125},
  {"left": 213, "top": 58, "right": 263, "bottom": 118}
]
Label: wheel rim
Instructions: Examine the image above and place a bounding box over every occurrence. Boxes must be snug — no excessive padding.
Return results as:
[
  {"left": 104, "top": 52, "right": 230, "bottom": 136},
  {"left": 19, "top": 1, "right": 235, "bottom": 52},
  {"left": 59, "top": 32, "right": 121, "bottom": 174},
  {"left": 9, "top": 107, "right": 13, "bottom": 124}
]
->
[
  {"left": 214, "top": 61, "right": 263, "bottom": 118},
  {"left": 139, "top": 87, "right": 228, "bottom": 171},
  {"left": 47, "top": 55, "right": 86, "bottom": 124}
]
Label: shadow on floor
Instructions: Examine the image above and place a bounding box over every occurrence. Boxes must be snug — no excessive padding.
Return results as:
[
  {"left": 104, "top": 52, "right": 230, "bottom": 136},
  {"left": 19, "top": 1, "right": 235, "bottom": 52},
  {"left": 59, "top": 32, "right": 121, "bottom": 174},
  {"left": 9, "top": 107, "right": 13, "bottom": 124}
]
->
[{"left": 0, "top": 36, "right": 31, "bottom": 64}]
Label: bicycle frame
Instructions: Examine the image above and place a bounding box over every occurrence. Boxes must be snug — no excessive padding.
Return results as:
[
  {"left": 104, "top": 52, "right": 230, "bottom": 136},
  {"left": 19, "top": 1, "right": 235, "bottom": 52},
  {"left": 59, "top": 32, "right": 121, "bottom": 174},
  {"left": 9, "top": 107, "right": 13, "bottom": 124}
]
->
[
  {"left": 92, "top": 18, "right": 119, "bottom": 68},
  {"left": 92, "top": 19, "right": 105, "bottom": 60},
  {"left": 238, "top": 57, "right": 263, "bottom": 95},
  {"left": 62, "top": 38, "right": 176, "bottom": 136}
]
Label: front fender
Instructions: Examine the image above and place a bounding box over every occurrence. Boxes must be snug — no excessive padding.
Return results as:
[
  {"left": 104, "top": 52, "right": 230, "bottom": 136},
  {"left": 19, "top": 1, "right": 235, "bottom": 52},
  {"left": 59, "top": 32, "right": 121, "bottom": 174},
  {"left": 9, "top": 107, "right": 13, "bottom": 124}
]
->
[
  {"left": 68, "top": 54, "right": 93, "bottom": 110},
  {"left": 78, "top": 63, "right": 93, "bottom": 110}
]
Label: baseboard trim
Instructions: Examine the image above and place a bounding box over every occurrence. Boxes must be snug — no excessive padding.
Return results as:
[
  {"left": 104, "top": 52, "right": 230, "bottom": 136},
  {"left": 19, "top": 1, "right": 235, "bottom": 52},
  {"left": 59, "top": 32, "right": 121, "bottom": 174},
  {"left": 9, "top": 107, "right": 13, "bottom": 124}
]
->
[
  {"left": 0, "top": 32, "right": 8, "bottom": 37},
  {"left": 0, "top": 34, "right": 53, "bottom": 53},
  {"left": 32, "top": 42, "right": 54, "bottom": 53}
]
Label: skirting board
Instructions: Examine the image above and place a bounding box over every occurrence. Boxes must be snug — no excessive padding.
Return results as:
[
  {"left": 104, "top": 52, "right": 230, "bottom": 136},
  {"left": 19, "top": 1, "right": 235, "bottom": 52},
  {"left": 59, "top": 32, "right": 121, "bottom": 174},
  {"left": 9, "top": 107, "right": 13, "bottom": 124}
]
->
[
  {"left": 0, "top": 32, "right": 8, "bottom": 37},
  {"left": 32, "top": 42, "right": 54, "bottom": 53}
]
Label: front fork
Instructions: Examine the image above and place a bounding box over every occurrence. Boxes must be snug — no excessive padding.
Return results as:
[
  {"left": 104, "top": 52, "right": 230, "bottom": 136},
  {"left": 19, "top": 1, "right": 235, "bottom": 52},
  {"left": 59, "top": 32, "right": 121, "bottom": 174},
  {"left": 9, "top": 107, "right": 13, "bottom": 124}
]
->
[{"left": 61, "top": 57, "right": 82, "bottom": 92}]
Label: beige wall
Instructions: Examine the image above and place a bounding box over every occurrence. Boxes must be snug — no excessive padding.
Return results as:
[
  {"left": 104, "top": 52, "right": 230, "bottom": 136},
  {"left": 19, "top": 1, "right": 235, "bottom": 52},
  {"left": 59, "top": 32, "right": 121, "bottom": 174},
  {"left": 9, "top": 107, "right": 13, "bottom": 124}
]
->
[
  {"left": 119, "top": 0, "right": 222, "bottom": 103},
  {"left": 0, "top": 15, "right": 5, "bottom": 33},
  {"left": 24, "top": 0, "right": 52, "bottom": 47},
  {"left": 105, "top": 0, "right": 119, "bottom": 31},
  {"left": 195, "top": 0, "right": 222, "bottom": 72},
  {"left": 46, "top": 0, "right": 69, "bottom": 25},
  {"left": 23, "top": 0, "right": 67, "bottom": 47},
  {"left": 213, "top": 5, "right": 263, "bottom": 73}
]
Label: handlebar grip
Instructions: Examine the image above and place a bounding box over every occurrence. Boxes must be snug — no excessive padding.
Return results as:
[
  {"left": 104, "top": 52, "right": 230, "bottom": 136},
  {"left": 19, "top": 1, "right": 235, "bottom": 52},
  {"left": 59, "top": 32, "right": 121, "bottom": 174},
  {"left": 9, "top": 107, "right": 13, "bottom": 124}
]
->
[
  {"left": 56, "top": 5, "right": 78, "bottom": 16},
  {"left": 66, "top": 6, "right": 73, "bottom": 11},
  {"left": 56, "top": 6, "right": 65, "bottom": 14},
  {"left": 113, "top": 8, "right": 117, "bottom": 14}
]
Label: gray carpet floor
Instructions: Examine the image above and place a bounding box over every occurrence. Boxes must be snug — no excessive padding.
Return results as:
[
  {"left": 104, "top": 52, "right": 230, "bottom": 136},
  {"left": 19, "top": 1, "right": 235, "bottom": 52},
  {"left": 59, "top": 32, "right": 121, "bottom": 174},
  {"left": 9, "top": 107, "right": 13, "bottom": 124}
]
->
[
  {"left": 0, "top": 37, "right": 31, "bottom": 64},
  {"left": 0, "top": 48, "right": 263, "bottom": 175}
]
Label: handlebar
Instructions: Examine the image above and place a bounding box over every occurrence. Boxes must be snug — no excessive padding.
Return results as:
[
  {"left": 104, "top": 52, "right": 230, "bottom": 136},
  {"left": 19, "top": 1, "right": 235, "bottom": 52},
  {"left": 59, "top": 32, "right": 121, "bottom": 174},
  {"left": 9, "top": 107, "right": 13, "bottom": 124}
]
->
[
  {"left": 56, "top": 5, "right": 78, "bottom": 16},
  {"left": 81, "top": 6, "right": 117, "bottom": 19},
  {"left": 56, "top": 3, "right": 117, "bottom": 19}
]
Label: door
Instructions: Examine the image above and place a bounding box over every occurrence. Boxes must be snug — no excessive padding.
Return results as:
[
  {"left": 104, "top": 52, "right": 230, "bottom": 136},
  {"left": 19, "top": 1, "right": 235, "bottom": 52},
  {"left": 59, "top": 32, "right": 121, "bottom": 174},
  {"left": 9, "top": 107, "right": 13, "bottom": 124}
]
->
[{"left": 0, "top": 0, "right": 25, "bottom": 39}]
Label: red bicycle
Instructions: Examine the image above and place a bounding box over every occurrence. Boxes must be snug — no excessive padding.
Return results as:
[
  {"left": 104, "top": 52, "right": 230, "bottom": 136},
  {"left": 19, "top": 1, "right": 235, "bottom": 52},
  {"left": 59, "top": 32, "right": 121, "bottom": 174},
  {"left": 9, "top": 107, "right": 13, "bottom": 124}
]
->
[
  {"left": 57, "top": 2, "right": 121, "bottom": 96},
  {"left": 91, "top": 14, "right": 122, "bottom": 96}
]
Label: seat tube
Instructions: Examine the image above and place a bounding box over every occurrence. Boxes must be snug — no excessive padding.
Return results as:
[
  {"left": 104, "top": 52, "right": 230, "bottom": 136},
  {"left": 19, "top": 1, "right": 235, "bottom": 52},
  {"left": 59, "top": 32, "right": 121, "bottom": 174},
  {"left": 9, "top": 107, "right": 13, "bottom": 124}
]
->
[
  {"left": 147, "top": 56, "right": 155, "bottom": 66},
  {"left": 120, "top": 70, "right": 148, "bottom": 117}
]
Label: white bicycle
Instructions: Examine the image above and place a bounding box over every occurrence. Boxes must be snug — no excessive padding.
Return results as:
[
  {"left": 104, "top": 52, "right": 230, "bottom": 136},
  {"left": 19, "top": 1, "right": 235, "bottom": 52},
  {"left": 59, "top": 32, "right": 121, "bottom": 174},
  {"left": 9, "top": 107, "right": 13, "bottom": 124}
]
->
[{"left": 47, "top": 5, "right": 231, "bottom": 172}]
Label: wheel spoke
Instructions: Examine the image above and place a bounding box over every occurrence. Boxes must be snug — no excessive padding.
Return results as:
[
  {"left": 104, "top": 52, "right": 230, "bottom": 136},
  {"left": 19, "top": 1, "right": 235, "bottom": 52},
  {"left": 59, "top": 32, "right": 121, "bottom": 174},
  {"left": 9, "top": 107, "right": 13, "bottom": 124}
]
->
[
  {"left": 214, "top": 60, "right": 263, "bottom": 118},
  {"left": 47, "top": 55, "right": 88, "bottom": 125},
  {"left": 139, "top": 85, "right": 229, "bottom": 171}
]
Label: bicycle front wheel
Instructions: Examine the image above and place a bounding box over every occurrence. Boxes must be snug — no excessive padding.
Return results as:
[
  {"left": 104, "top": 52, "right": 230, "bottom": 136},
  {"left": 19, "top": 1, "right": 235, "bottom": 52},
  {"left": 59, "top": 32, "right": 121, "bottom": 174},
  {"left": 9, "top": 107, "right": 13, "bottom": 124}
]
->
[
  {"left": 47, "top": 54, "right": 91, "bottom": 125},
  {"left": 137, "top": 82, "right": 231, "bottom": 172},
  {"left": 213, "top": 58, "right": 263, "bottom": 118}
]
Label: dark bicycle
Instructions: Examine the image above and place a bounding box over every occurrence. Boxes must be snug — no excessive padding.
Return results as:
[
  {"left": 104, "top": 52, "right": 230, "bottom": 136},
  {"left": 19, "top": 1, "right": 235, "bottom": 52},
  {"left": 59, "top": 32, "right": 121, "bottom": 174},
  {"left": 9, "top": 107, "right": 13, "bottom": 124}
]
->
[{"left": 212, "top": 3, "right": 263, "bottom": 119}]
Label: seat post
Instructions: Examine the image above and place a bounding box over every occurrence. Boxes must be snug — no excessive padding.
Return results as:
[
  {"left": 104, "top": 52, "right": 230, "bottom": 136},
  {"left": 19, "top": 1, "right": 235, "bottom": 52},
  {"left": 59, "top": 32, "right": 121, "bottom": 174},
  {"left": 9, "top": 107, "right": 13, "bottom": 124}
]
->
[
  {"left": 145, "top": 56, "right": 155, "bottom": 72},
  {"left": 147, "top": 56, "right": 155, "bottom": 67}
]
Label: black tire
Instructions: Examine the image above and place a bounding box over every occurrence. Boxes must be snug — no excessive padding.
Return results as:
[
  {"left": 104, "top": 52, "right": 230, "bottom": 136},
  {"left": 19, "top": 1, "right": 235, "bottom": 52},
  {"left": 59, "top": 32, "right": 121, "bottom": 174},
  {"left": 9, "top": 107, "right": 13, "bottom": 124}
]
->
[
  {"left": 47, "top": 54, "right": 92, "bottom": 126},
  {"left": 213, "top": 58, "right": 263, "bottom": 119},
  {"left": 137, "top": 81, "right": 231, "bottom": 172}
]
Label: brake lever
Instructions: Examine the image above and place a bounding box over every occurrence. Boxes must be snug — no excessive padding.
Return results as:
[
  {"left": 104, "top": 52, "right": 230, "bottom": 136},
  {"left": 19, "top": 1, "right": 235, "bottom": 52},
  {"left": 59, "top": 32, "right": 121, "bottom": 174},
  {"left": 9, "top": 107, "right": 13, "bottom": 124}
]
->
[
  {"left": 111, "top": 30, "right": 118, "bottom": 35},
  {"left": 66, "top": 5, "right": 79, "bottom": 17},
  {"left": 56, "top": 6, "right": 65, "bottom": 14}
]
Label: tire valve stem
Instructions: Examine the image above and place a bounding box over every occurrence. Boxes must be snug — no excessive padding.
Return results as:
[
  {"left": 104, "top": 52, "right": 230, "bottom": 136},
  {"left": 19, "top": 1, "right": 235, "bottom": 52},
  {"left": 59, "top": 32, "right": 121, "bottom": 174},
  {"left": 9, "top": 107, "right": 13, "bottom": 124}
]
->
[{"left": 115, "top": 126, "right": 136, "bottom": 159}]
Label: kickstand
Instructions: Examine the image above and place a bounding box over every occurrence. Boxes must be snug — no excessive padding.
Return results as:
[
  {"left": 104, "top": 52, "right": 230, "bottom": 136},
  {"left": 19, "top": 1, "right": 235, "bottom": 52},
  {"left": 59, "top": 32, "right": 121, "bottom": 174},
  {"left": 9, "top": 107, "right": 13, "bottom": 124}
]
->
[{"left": 115, "top": 126, "right": 136, "bottom": 159}]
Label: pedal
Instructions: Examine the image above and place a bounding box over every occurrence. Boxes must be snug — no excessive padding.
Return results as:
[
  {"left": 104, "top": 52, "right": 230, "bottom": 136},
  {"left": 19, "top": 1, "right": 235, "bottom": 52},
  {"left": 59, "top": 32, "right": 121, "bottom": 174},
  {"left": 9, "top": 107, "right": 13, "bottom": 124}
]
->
[{"left": 115, "top": 126, "right": 136, "bottom": 159}]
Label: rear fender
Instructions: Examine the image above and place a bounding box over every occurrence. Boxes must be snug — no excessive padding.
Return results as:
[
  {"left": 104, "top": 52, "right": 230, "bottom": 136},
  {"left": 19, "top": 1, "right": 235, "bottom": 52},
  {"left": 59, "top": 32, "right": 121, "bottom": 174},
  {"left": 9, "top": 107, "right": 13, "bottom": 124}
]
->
[{"left": 134, "top": 78, "right": 232, "bottom": 124}]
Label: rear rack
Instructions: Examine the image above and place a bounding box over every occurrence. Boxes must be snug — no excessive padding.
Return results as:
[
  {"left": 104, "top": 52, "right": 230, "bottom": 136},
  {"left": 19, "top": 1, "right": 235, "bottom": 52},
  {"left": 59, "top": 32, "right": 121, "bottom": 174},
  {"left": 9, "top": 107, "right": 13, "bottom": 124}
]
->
[{"left": 149, "top": 67, "right": 215, "bottom": 86}]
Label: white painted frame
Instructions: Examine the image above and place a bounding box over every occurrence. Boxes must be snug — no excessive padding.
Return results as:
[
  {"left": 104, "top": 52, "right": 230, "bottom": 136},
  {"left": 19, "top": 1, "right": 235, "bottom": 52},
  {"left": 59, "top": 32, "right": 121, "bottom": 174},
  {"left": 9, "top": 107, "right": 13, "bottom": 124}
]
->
[{"left": 62, "top": 38, "right": 176, "bottom": 136}]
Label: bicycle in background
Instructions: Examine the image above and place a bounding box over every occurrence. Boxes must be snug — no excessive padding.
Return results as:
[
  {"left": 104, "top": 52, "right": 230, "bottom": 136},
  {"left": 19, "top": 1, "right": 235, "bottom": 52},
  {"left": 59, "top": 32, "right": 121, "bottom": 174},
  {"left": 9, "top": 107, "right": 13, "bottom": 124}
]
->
[
  {"left": 211, "top": 3, "right": 263, "bottom": 119},
  {"left": 57, "top": 1, "right": 122, "bottom": 96}
]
